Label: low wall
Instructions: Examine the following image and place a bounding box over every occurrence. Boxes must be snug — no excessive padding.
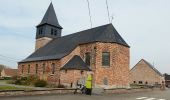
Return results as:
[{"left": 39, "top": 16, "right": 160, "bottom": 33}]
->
[
  {"left": 104, "top": 88, "right": 159, "bottom": 94},
  {"left": 0, "top": 88, "right": 161, "bottom": 97},
  {"left": 0, "top": 88, "right": 77, "bottom": 97}
]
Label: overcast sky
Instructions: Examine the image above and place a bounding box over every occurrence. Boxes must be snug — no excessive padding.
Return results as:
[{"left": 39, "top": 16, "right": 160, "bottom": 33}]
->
[{"left": 0, "top": 0, "right": 169, "bottom": 74}]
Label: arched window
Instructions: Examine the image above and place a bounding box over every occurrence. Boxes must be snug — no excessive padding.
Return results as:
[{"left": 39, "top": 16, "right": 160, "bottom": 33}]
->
[
  {"left": 85, "top": 52, "right": 91, "bottom": 66},
  {"left": 102, "top": 52, "right": 110, "bottom": 66},
  {"left": 103, "top": 77, "right": 108, "bottom": 85},
  {"left": 42, "top": 63, "right": 45, "bottom": 74},
  {"left": 35, "top": 64, "right": 38, "bottom": 74},
  {"left": 28, "top": 65, "right": 30, "bottom": 74},
  {"left": 51, "top": 63, "right": 55, "bottom": 74},
  {"left": 22, "top": 65, "right": 24, "bottom": 74}
]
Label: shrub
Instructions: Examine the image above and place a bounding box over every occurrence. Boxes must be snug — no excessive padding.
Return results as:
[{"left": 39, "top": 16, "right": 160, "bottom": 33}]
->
[
  {"left": 34, "top": 80, "right": 47, "bottom": 87},
  {"left": 15, "top": 79, "right": 22, "bottom": 85},
  {"left": 3, "top": 77, "right": 11, "bottom": 80},
  {"left": 21, "top": 77, "right": 27, "bottom": 81}
]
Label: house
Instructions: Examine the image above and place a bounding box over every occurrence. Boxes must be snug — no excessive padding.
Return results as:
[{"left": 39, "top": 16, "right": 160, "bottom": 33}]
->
[
  {"left": 130, "top": 59, "right": 164, "bottom": 86},
  {"left": 1, "top": 68, "right": 18, "bottom": 78},
  {"left": 18, "top": 3, "right": 130, "bottom": 89},
  {"left": 164, "top": 73, "right": 170, "bottom": 87}
]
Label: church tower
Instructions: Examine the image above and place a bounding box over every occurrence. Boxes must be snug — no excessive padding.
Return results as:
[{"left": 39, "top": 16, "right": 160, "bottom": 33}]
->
[{"left": 35, "top": 3, "right": 62, "bottom": 51}]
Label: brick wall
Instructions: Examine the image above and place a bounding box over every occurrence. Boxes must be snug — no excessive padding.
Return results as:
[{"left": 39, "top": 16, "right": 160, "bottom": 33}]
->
[
  {"left": 130, "top": 60, "right": 164, "bottom": 85},
  {"left": 18, "top": 42, "right": 130, "bottom": 88},
  {"left": 60, "top": 70, "right": 88, "bottom": 88},
  {"left": 94, "top": 42, "right": 130, "bottom": 88},
  {"left": 18, "top": 60, "right": 61, "bottom": 85}
]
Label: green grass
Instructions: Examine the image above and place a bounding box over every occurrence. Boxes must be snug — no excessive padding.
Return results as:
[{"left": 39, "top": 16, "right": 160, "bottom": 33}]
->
[{"left": 0, "top": 85, "right": 32, "bottom": 91}]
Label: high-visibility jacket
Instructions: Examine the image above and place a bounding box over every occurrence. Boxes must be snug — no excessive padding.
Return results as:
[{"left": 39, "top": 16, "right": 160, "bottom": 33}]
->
[{"left": 85, "top": 74, "right": 92, "bottom": 89}]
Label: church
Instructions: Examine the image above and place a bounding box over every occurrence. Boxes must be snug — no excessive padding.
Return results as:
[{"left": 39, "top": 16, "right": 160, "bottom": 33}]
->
[{"left": 18, "top": 3, "right": 130, "bottom": 89}]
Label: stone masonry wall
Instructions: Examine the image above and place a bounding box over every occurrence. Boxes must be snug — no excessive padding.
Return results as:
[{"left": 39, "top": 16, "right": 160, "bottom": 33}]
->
[{"left": 35, "top": 37, "right": 52, "bottom": 51}]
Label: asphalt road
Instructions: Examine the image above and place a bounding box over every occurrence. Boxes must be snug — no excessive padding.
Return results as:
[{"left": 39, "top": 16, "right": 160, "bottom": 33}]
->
[{"left": 1, "top": 89, "right": 170, "bottom": 100}]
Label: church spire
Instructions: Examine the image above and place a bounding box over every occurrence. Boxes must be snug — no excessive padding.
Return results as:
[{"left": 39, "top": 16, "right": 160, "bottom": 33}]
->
[
  {"left": 37, "top": 2, "right": 62, "bottom": 29},
  {"left": 35, "top": 3, "right": 62, "bottom": 50}
]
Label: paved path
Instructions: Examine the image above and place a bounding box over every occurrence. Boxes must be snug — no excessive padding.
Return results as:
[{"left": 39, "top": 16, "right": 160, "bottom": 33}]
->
[{"left": 1, "top": 88, "right": 169, "bottom": 100}]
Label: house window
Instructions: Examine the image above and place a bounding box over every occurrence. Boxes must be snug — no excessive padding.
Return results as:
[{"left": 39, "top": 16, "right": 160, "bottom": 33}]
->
[
  {"left": 134, "top": 81, "right": 136, "bottom": 84},
  {"left": 139, "top": 81, "right": 143, "bottom": 84},
  {"left": 22, "top": 65, "right": 24, "bottom": 74},
  {"left": 42, "top": 63, "right": 45, "bottom": 74},
  {"left": 103, "top": 77, "right": 108, "bottom": 85},
  {"left": 85, "top": 52, "right": 91, "bottom": 66},
  {"left": 35, "top": 64, "right": 38, "bottom": 74},
  {"left": 51, "top": 28, "right": 54, "bottom": 35},
  {"left": 51, "top": 63, "right": 55, "bottom": 74},
  {"left": 145, "top": 81, "right": 148, "bottom": 85},
  {"left": 102, "top": 52, "right": 110, "bottom": 66},
  {"left": 28, "top": 65, "right": 30, "bottom": 74}
]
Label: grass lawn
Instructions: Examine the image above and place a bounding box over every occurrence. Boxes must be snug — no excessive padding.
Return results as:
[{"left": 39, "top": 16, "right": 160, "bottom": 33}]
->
[{"left": 0, "top": 85, "right": 32, "bottom": 91}]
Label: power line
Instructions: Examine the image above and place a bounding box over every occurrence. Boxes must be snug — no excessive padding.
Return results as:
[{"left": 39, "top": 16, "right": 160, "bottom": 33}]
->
[
  {"left": 0, "top": 58, "right": 17, "bottom": 63},
  {"left": 106, "top": 0, "right": 111, "bottom": 23},
  {"left": 86, "top": 0, "right": 93, "bottom": 28},
  {"left": 0, "top": 54, "right": 20, "bottom": 61}
]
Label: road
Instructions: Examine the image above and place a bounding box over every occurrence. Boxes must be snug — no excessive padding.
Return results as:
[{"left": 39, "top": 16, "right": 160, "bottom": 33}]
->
[{"left": 1, "top": 89, "right": 170, "bottom": 100}]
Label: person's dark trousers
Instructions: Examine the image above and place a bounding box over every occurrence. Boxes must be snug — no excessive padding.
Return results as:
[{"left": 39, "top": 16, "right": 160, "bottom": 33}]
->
[{"left": 86, "top": 88, "right": 92, "bottom": 95}]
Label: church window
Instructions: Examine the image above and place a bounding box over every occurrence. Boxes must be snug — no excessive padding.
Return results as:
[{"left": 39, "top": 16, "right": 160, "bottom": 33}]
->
[
  {"left": 51, "top": 28, "right": 54, "bottom": 35},
  {"left": 28, "top": 65, "right": 30, "bottom": 74},
  {"left": 51, "top": 63, "right": 55, "bottom": 74},
  {"left": 35, "top": 64, "right": 38, "bottom": 74},
  {"left": 39, "top": 28, "right": 43, "bottom": 35},
  {"left": 54, "top": 30, "right": 57, "bottom": 36},
  {"left": 42, "top": 63, "right": 45, "bottom": 74},
  {"left": 85, "top": 52, "right": 91, "bottom": 66},
  {"left": 22, "top": 65, "right": 24, "bottom": 74},
  {"left": 102, "top": 52, "right": 110, "bottom": 66}
]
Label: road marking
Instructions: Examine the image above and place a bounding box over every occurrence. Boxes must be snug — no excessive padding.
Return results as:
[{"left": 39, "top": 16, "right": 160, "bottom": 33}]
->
[
  {"left": 145, "top": 98, "right": 156, "bottom": 100},
  {"left": 136, "top": 97, "right": 147, "bottom": 99},
  {"left": 136, "top": 97, "right": 166, "bottom": 100}
]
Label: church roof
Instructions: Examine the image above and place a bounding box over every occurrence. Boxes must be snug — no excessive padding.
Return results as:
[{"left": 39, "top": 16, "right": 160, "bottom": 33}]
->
[
  {"left": 37, "top": 3, "right": 62, "bottom": 29},
  {"left": 20, "top": 24, "right": 129, "bottom": 63},
  {"left": 60, "top": 55, "right": 91, "bottom": 71}
]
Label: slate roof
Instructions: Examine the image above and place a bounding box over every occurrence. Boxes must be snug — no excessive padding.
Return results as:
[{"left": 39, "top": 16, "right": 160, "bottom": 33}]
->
[
  {"left": 131, "top": 59, "right": 163, "bottom": 77},
  {"left": 37, "top": 3, "right": 62, "bottom": 29},
  {"left": 60, "top": 55, "right": 91, "bottom": 71},
  {"left": 164, "top": 74, "right": 170, "bottom": 80},
  {"left": 20, "top": 24, "right": 129, "bottom": 63}
]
